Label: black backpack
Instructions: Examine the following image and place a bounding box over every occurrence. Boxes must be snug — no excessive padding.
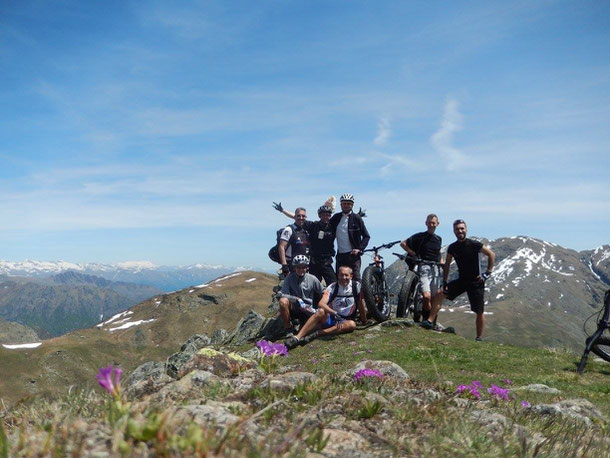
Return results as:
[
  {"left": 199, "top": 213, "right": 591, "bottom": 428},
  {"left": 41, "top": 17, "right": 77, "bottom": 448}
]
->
[{"left": 268, "top": 224, "right": 296, "bottom": 264}]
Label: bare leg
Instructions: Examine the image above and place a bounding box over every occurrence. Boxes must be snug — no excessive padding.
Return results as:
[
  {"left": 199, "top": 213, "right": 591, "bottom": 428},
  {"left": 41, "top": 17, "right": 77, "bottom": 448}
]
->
[
  {"left": 296, "top": 309, "right": 328, "bottom": 339},
  {"left": 318, "top": 319, "right": 357, "bottom": 336},
  {"left": 422, "top": 291, "right": 432, "bottom": 313},
  {"left": 428, "top": 291, "right": 443, "bottom": 323},
  {"left": 279, "top": 298, "right": 292, "bottom": 329},
  {"left": 476, "top": 313, "right": 485, "bottom": 338}
]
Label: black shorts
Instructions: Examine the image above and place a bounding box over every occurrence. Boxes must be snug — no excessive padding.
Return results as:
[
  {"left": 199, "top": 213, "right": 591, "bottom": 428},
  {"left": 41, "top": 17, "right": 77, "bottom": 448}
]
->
[{"left": 446, "top": 279, "right": 485, "bottom": 314}]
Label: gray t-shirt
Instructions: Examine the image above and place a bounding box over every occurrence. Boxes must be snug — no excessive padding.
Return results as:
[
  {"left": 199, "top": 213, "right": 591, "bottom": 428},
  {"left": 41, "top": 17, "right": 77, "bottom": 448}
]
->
[{"left": 281, "top": 272, "right": 323, "bottom": 311}]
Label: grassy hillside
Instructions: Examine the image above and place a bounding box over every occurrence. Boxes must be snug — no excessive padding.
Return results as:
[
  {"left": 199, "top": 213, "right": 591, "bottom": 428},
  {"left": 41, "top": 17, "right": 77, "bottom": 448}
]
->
[
  {"left": 0, "top": 271, "right": 276, "bottom": 405},
  {"left": 1, "top": 322, "right": 608, "bottom": 456}
]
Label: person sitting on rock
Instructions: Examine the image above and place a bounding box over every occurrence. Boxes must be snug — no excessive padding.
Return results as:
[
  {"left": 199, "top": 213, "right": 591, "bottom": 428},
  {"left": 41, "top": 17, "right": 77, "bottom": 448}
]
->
[
  {"left": 285, "top": 265, "right": 367, "bottom": 349},
  {"left": 279, "top": 255, "right": 324, "bottom": 336}
]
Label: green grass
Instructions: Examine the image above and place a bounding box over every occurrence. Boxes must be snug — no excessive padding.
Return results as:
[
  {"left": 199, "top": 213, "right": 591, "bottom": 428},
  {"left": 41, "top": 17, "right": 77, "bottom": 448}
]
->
[
  {"left": 1, "top": 321, "right": 609, "bottom": 456},
  {"left": 276, "top": 324, "right": 610, "bottom": 415}
]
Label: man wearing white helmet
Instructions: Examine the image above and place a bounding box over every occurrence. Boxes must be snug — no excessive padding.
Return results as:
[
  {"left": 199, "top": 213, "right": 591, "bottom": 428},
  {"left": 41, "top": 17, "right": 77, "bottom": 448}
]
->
[
  {"left": 278, "top": 254, "right": 324, "bottom": 335},
  {"left": 329, "top": 193, "right": 370, "bottom": 281}
]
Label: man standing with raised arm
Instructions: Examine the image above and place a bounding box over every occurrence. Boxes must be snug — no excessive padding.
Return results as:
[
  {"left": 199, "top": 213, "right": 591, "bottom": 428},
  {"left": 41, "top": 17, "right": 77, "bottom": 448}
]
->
[
  {"left": 443, "top": 219, "right": 495, "bottom": 341},
  {"left": 329, "top": 193, "right": 370, "bottom": 282},
  {"left": 400, "top": 214, "right": 443, "bottom": 329},
  {"left": 278, "top": 207, "right": 311, "bottom": 277}
]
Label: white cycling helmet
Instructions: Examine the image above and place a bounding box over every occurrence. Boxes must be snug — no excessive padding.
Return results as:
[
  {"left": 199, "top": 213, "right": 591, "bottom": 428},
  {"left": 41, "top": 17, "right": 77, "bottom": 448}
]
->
[
  {"left": 292, "top": 255, "right": 310, "bottom": 266},
  {"left": 340, "top": 193, "right": 355, "bottom": 203}
]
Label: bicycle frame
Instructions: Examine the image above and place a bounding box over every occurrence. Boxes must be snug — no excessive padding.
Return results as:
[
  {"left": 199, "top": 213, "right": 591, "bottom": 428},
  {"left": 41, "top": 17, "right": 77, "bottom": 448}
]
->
[{"left": 577, "top": 289, "right": 610, "bottom": 374}]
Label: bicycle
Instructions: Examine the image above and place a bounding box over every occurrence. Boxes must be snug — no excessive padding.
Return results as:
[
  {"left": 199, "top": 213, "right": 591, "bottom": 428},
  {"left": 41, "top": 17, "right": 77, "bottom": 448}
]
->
[
  {"left": 360, "top": 240, "right": 401, "bottom": 322},
  {"left": 393, "top": 253, "right": 444, "bottom": 322},
  {"left": 577, "top": 288, "right": 610, "bottom": 374}
]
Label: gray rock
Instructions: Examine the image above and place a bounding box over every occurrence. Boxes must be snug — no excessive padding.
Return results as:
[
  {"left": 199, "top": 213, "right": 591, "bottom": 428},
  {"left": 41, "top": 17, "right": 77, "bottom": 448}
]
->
[
  {"left": 531, "top": 398, "right": 605, "bottom": 425},
  {"left": 189, "top": 370, "right": 223, "bottom": 387},
  {"left": 320, "top": 428, "right": 370, "bottom": 457},
  {"left": 173, "top": 403, "right": 240, "bottom": 432},
  {"left": 232, "top": 368, "right": 266, "bottom": 392},
  {"left": 514, "top": 384, "right": 561, "bottom": 394},
  {"left": 224, "top": 310, "right": 266, "bottom": 345},
  {"left": 349, "top": 360, "right": 410, "bottom": 380},
  {"left": 257, "top": 316, "right": 289, "bottom": 340},
  {"left": 166, "top": 349, "right": 193, "bottom": 379},
  {"left": 180, "top": 334, "right": 211, "bottom": 353},
  {"left": 239, "top": 347, "right": 260, "bottom": 360},
  {"left": 261, "top": 371, "right": 318, "bottom": 392},
  {"left": 124, "top": 361, "right": 173, "bottom": 399},
  {"left": 211, "top": 328, "right": 229, "bottom": 345}
]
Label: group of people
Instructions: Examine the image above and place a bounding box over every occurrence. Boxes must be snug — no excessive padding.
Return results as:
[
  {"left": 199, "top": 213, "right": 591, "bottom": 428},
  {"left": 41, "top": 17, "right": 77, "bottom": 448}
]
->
[{"left": 272, "top": 194, "right": 495, "bottom": 349}]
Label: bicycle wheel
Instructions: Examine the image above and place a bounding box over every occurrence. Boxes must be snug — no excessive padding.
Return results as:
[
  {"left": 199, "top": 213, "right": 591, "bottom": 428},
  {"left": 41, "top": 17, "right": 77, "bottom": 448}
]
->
[
  {"left": 397, "top": 270, "right": 418, "bottom": 318},
  {"left": 412, "top": 284, "right": 424, "bottom": 322},
  {"left": 362, "top": 265, "right": 391, "bottom": 322},
  {"left": 591, "top": 336, "right": 610, "bottom": 363}
]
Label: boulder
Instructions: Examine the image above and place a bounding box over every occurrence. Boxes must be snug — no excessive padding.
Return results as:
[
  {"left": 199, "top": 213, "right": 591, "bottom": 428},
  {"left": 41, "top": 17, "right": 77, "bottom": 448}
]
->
[
  {"left": 124, "top": 361, "right": 173, "bottom": 399},
  {"left": 349, "top": 360, "right": 410, "bottom": 380},
  {"left": 211, "top": 328, "right": 229, "bottom": 345},
  {"left": 178, "top": 348, "right": 257, "bottom": 378},
  {"left": 260, "top": 371, "right": 318, "bottom": 392},
  {"left": 224, "top": 310, "right": 266, "bottom": 345}
]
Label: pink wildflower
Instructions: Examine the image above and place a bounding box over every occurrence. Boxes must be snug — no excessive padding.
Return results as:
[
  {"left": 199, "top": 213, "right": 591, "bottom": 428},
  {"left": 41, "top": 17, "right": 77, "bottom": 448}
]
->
[
  {"left": 487, "top": 384, "right": 510, "bottom": 401},
  {"left": 521, "top": 401, "right": 531, "bottom": 407},
  {"left": 256, "top": 340, "right": 288, "bottom": 356},
  {"left": 96, "top": 365, "right": 122, "bottom": 396}
]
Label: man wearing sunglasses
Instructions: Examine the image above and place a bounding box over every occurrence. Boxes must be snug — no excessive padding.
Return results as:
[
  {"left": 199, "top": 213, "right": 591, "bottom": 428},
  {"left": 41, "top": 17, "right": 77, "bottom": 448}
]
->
[{"left": 443, "top": 219, "right": 495, "bottom": 341}]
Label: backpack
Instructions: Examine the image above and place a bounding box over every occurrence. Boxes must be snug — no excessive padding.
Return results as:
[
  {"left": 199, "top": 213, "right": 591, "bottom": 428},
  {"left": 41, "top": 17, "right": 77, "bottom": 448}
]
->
[
  {"left": 268, "top": 224, "right": 296, "bottom": 264},
  {"left": 328, "top": 279, "right": 359, "bottom": 316}
]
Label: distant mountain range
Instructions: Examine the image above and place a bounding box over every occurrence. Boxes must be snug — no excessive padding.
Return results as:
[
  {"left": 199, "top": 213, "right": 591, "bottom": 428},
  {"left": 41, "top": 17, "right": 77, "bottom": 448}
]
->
[
  {"left": 387, "top": 237, "right": 610, "bottom": 350},
  {"left": 0, "top": 260, "right": 240, "bottom": 292}
]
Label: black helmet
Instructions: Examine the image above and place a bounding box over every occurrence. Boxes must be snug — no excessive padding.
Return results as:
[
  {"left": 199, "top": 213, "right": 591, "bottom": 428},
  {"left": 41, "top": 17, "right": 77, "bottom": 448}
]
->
[{"left": 318, "top": 205, "right": 332, "bottom": 214}]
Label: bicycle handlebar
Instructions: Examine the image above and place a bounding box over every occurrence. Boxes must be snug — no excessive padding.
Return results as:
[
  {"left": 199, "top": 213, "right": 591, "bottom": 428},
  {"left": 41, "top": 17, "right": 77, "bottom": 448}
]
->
[
  {"left": 392, "top": 252, "right": 444, "bottom": 266},
  {"left": 362, "top": 240, "right": 401, "bottom": 253}
]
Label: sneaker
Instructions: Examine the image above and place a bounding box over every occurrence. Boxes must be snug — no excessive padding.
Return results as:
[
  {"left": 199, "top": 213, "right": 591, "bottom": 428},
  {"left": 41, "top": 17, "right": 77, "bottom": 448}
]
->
[
  {"left": 420, "top": 320, "right": 434, "bottom": 330},
  {"left": 432, "top": 324, "right": 443, "bottom": 332},
  {"left": 285, "top": 336, "right": 300, "bottom": 350},
  {"left": 300, "top": 331, "right": 320, "bottom": 345},
  {"left": 475, "top": 336, "right": 483, "bottom": 342}
]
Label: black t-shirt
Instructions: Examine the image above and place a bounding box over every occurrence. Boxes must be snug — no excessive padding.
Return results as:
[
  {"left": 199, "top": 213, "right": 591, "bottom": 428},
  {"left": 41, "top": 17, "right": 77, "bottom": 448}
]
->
[
  {"left": 304, "top": 220, "right": 335, "bottom": 261},
  {"left": 406, "top": 231, "right": 442, "bottom": 262},
  {"left": 447, "top": 238, "right": 483, "bottom": 281}
]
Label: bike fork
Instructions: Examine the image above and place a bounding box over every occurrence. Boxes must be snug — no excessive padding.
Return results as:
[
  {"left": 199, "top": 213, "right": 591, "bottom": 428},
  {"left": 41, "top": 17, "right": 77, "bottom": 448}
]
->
[{"left": 577, "top": 327, "right": 605, "bottom": 374}]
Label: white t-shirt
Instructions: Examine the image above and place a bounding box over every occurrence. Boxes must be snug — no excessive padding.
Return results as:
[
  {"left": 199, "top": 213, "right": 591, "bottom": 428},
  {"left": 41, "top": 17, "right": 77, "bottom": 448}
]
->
[
  {"left": 280, "top": 225, "right": 294, "bottom": 258},
  {"left": 323, "top": 280, "right": 361, "bottom": 317},
  {"left": 336, "top": 213, "right": 351, "bottom": 253}
]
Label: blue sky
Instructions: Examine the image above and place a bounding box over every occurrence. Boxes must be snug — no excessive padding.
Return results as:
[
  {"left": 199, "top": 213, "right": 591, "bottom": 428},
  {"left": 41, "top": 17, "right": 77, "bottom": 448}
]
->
[{"left": 1, "top": 0, "right": 608, "bottom": 269}]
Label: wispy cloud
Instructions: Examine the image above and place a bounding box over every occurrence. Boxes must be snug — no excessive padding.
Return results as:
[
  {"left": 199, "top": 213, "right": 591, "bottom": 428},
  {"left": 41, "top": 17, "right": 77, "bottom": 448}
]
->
[
  {"left": 431, "top": 98, "right": 467, "bottom": 171},
  {"left": 374, "top": 117, "right": 391, "bottom": 146}
]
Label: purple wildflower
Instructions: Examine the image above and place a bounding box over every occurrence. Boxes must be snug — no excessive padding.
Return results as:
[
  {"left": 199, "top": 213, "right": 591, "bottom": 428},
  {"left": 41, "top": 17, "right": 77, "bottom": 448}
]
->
[
  {"left": 503, "top": 378, "right": 512, "bottom": 385},
  {"left": 521, "top": 401, "right": 531, "bottom": 408},
  {"left": 487, "top": 384, "right": 510, "bottom": 401},
  {"left": 96, "top": 365, "right": 122, "bottom": 395},
  {"left": 256, "top": 340, "right": 288, "bottom": 356},
  {"left": 456, "top": 384, "right": 481, "bottom": 399},
  {"left": 471, "top": 380, "right": 484, "bottom": 389},
  {"left": 354, "top": 368, "right": 383, "bottom": 381}
]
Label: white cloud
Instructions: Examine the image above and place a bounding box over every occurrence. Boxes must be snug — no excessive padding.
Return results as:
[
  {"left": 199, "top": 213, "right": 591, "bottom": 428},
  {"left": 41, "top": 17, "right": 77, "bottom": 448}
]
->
[
  {"left": 374, "top": 117, "right": 391, "bottom": 146},
  {"left": 431, "top": 98, "right": 467, "bottom": 171}
]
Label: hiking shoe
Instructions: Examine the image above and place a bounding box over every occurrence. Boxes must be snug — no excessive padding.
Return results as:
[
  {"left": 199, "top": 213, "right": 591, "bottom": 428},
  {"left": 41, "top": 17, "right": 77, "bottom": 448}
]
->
[
  {"left": 420, "top": 320, "right": 434, "bottom": 330},
  {"left": 475, "top": 336, "right": 483, "bottom": 342},
  {"left": 285, "top": 336, "right": 300, "bottom": 350},
  {"left": 300, "top": 331, "right": 320, "bottom": 345}
]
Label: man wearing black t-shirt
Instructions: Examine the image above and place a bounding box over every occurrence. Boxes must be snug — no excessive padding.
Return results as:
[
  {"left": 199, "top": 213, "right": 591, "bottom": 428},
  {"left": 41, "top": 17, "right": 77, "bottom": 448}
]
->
[
  {"left": 400, "top": 214, "right": 443, "bottom": 328},
  {"left": 443, "top": 219, "right": 495, "bottom": 341}
]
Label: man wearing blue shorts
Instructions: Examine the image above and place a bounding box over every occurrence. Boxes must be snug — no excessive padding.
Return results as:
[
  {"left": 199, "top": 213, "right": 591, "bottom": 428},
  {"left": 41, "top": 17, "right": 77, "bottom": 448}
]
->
[{"left": 285, "top": 266, "right": 367, "bottom": 349}]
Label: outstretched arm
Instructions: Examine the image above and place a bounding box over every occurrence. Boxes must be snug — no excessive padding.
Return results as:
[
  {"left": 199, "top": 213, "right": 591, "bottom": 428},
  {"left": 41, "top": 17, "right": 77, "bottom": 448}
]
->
[{"left": 273, "top": 202, "right": 295, "bottom": 219}]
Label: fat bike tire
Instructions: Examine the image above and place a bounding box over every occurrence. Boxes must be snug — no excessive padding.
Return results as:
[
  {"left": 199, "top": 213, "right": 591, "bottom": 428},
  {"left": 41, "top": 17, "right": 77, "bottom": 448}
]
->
[
  {"left": 412, "top": 284, "right": 424, "bottom": 323},
  {"left": 397, "top": 270, "right": 418, "bottom": 318},
  {"left": 362, "top": 266, "right": 391, "bottom": 322}
]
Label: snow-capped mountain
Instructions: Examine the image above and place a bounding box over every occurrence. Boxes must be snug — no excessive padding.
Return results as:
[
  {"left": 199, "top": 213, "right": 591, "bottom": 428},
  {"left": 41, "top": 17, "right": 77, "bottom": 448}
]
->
[
  {"left": 0, "top": 260, "right": 238, "bottom": 292},
  {"left": 387, "top": 236, "right": 609, "bottom": 350}
]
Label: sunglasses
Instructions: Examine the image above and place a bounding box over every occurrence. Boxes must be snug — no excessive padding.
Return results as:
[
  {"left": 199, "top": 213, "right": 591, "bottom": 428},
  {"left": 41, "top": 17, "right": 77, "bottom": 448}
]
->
[{"left": 453, "top": 219, "right": 466, "bottom": 226}]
